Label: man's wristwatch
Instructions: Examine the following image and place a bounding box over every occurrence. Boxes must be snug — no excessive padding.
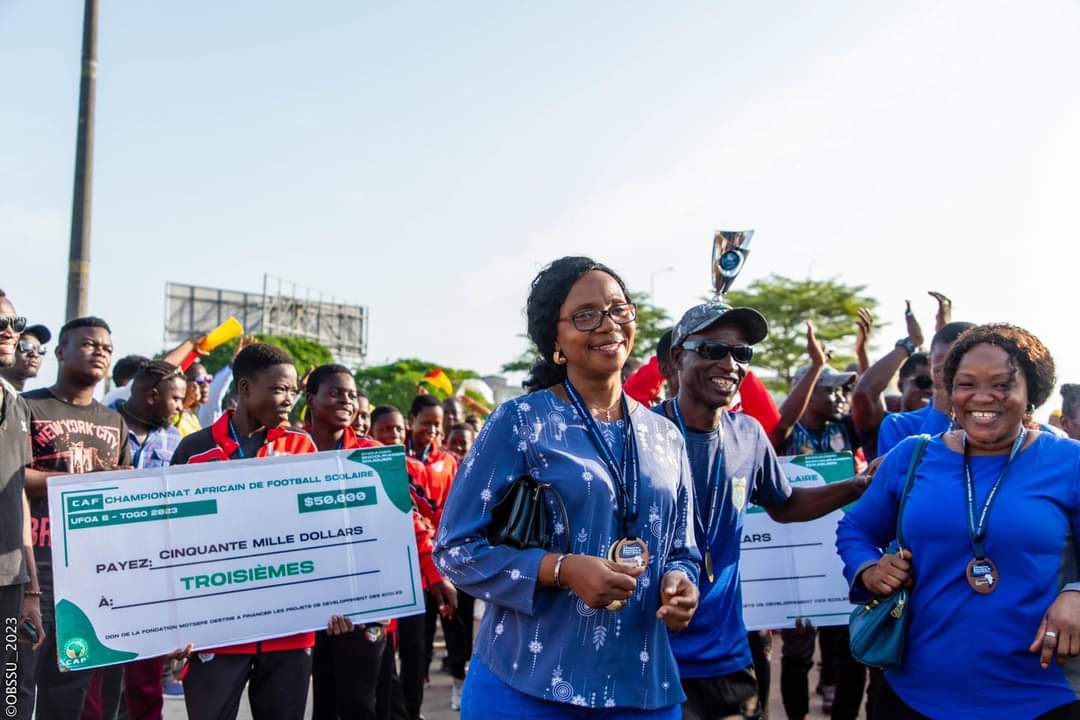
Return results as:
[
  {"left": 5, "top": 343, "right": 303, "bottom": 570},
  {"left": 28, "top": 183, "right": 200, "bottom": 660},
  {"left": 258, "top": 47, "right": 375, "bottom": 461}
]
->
[{"left": 895, "top": 338, "right": 917, "bottom": 357}]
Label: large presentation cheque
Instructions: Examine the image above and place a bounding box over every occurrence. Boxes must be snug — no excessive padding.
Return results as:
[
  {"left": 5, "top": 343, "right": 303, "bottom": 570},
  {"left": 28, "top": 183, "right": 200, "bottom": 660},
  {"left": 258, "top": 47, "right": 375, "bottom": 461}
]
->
[
  {"left": 47, "top": 446, "right": 424, "bottom": 671},
  {"left": 740, "top": 452, "right": 857, "bottom": 631}
]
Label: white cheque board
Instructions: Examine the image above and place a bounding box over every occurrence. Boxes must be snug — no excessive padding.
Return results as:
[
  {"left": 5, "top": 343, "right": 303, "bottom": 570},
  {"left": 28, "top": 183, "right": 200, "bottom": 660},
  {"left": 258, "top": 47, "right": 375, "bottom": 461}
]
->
[
  {"left": 740, "top": 452, "right": 857, "bottom": 631},
  {"left": 48, "top": 446, "right": 422, "bottom": 671}
]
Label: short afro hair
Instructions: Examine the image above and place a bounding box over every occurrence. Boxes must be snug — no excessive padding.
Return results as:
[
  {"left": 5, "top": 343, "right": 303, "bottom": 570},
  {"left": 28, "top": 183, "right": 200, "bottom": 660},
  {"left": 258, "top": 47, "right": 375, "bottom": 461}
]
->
[
  {"left": 371, "top": 404, "right": 403, "bottom": 426},
  {"left": 58, "top": 316, "right": 111, "bottom": 345},
  {"left": 409, "top": 393, "right": 442, "bottom": 418},
  {"left": 1062, "top": 384, "right": 1080, "bottom": 421},
  {"left": 232, "top": 342, "right": 294, "bottom": 382},
  {"left": 943, "top": 324, "right": 1056, "bottom": 410},
  {"left": 931, "top": 321, "right": 976, "bottom": 350},
  {"left": 306, "top": 364, "right": 353, "bottom": 396},
  {"left": 898, "top": 352, "right": 929, "bottom": 384},
  {"left": 184, "top": 361, "right": 207, "bottom": 381}
]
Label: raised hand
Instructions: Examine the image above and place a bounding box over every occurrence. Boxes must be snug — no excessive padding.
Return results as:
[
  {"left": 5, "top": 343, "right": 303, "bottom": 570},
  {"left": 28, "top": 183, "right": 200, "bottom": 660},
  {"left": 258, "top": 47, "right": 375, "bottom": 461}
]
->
[
  {"left": 806, "top": 321, "right": 830, "bottom": 368},
  {"left": 903, "top": 301, "right": 925, "bottom": 348},
  {"left": 928, "top": 291, "right": 952, "bottom": 333},
  {"left": 855, "top": 308, "right": 873, "bottom": 348}
]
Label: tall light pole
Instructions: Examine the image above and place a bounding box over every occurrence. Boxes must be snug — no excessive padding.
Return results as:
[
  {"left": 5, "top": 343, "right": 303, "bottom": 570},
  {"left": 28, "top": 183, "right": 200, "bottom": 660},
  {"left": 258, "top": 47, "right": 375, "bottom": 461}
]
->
[
  {"left": 649, "top": 266, "right": 675, "bottom": 299},
  {"left": 65, "top": 0, "right": 98, "bottom": 322}
]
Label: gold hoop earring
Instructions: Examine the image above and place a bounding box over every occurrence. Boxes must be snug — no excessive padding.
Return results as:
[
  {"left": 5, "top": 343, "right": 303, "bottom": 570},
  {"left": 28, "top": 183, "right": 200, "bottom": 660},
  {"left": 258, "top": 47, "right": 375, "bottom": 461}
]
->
[{"left": 553, "top": 349, "right": 567, "bottom": 366}]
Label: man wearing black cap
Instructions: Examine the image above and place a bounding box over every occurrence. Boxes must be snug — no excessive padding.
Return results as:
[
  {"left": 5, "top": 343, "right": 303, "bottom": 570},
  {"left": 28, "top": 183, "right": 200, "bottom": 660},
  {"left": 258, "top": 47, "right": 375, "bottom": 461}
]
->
[
  {"left": 0, "top": 323, "right": 51, "bottom": 392},
  {"left": 657, "top": 300, "right": 874, "bottom": 720}
]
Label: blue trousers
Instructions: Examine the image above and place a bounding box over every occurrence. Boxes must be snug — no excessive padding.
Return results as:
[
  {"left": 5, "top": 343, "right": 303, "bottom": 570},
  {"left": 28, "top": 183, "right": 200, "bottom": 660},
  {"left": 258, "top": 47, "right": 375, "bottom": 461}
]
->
[{"left": 461, "top": 657, "right": 680, "bottom": 720}]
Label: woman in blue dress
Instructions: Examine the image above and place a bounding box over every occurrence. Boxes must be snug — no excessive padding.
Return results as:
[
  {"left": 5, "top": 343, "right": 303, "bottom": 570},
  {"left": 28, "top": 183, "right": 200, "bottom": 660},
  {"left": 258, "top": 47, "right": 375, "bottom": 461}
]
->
[
  {"left": 434, "top": 256, "right": 700, "bottom": 719},
  {"left": 837, "top": 324, "right": 1080, "bottom": 719}
]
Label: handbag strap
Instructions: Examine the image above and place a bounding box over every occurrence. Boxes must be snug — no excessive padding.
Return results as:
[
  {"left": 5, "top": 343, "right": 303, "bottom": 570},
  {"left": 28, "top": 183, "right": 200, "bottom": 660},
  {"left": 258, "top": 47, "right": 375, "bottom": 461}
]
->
[
  {"left": 894, "top": 435, "right": 931, "bottom": 548},
  {"left": 540, "top": 482, "right": 572, "bottom": 554}
]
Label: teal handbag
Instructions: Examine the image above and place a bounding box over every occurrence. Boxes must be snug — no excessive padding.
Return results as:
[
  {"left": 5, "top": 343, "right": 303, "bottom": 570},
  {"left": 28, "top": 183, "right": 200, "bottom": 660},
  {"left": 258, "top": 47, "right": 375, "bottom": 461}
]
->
[{"left": 848, "top": 435, "right": 930, "bottom": 668}]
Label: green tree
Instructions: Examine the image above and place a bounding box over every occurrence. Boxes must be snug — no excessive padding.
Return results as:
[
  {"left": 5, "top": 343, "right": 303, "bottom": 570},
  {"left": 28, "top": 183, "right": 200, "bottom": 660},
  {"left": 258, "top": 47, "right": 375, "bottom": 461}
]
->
[
  {"left": 199, "top": 335, "right": 334, "bottom": 376},
  {"left": 353, "top": 359, "right": 480, "bottom": 413},
  {"left": 724, "top": 275, "right": 878, "bottom": 392},
  {"left": 500, "top": 290, "right": 671, "bottom": 373}
]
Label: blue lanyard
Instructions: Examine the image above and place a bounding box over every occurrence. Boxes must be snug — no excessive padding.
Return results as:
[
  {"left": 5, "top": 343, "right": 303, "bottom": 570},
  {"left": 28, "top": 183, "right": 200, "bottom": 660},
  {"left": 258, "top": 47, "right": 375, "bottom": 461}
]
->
[
  {"left": 131, "top": 435, "right": 146, "bottom": 468},
  {"left": 671, "top": 399, "right": 724, "bottom": 552},
  {"left": 563, "top": 380, "right": 639, "bottom": 537},
  {"left": 228, "top": 420, "right": 247, "bottom": 459},
  {"left": 407, "top": 438, "right": 431, "bottom": 462},
  {"left": 962, "top": 427, "right": 1027, "bottom": 559}
]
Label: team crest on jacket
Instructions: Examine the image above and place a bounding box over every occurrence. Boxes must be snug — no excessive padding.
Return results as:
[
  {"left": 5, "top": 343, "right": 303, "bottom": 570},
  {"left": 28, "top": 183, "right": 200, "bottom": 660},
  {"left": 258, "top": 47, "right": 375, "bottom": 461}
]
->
[{"left": 732, "top": 475, "right": 748, "bottom": 511}]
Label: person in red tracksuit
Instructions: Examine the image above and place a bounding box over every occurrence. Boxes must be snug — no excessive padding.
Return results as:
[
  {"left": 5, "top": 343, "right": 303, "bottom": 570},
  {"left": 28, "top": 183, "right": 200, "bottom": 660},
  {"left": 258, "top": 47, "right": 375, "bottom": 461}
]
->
[
  {"left": 169, "top": 344, "right": 353, "bottom": 720},
  {"left": 369, "top": 404, "right": 453, "bottom": 720},
  {"left": 304, "top": 366, "right": 452, "bottom": 720},
  {"left": 405, "top": 394, "right": 472, "bottom": 710}
]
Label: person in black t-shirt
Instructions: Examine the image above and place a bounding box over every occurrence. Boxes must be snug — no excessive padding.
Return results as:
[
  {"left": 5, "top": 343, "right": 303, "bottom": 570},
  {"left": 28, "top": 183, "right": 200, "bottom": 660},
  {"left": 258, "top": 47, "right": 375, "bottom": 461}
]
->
[
  {"left": 0, "top": 289, "right": 45, "bottom": 703},
  {"left": 772, "top": 322, "right": 870, "bottom": 720},
  {"left": 19, "top": 317, "right": 130, "bottom": 720}
]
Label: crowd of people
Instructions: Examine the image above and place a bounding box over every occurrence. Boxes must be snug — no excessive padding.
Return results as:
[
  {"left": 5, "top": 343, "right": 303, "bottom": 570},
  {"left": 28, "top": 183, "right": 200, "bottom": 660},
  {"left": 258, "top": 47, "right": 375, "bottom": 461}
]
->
[{"left": 2, "top": 258, "right": 1080, "bottom": 720}]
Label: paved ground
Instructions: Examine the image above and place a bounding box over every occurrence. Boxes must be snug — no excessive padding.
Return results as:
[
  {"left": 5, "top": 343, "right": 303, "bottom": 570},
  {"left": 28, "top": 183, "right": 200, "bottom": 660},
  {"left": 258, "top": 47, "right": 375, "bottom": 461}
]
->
[{"left": 163, "top": 633, "right": 859, "bottom": 719}]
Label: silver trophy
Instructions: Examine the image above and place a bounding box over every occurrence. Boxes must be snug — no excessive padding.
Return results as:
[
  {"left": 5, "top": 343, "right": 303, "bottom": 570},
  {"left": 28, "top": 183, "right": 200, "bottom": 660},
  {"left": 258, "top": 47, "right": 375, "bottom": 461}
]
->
[{"left": 711, "top": 230, "right": 754, "bottom": 298}]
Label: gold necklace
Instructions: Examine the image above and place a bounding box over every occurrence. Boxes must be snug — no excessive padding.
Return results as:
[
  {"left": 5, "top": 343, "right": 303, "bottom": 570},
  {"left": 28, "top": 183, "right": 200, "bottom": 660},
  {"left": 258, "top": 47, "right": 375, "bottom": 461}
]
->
[{"left": 589, "top": 397, "right": 621, "bottom": 422}]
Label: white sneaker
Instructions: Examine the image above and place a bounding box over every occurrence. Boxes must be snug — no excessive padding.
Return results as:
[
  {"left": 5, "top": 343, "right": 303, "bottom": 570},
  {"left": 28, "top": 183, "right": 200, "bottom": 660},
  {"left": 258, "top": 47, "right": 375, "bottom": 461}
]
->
[{"left": 450, "top": 678, "right": 463, "bottom": 711}]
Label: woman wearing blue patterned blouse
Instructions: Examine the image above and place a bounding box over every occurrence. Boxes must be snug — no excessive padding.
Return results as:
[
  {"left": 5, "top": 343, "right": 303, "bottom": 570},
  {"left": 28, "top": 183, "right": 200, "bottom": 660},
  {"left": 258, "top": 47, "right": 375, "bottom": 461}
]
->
[
  {"left": 837, "top": 324, "right": 1080, "bottom": 719},
  {"left": 434, "top": 257, "right": 700, "bottom": 719}
]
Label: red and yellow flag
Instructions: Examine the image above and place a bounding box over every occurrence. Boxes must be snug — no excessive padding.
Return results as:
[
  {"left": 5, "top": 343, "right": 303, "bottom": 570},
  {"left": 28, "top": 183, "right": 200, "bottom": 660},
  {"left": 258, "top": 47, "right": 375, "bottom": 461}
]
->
[{"left": 421, "top": 369, "right": 454, "bottom": 398}]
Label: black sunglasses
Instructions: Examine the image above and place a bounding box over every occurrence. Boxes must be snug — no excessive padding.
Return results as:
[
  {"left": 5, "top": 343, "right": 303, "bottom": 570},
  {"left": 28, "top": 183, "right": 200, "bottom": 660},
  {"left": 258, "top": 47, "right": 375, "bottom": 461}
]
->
[
  {"left": 913, "top": 375, "right": 933, "bottom": 390},
  {"left": 0, "top": 316, "right": 27, "bottom": 333},
  {"left": 682, "top": 339, "right": 754, "bottom": 364},
  {"left": 17, "top": 339, "right": 45, "bottom": 356}
]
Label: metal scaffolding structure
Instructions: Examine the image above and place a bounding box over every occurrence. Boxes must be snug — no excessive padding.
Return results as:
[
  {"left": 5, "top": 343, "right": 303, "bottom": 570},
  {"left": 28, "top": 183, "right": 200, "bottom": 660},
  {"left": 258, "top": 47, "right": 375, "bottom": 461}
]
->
[{"left": 164, "top": 275, "right": 368, "bottom": 366}]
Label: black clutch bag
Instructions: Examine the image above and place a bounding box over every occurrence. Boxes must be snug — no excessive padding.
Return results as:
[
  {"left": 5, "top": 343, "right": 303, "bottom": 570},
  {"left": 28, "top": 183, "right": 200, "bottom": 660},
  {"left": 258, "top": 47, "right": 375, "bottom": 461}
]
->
[{"left": 487, "top": 474, "right": 570, "bottom": 552}]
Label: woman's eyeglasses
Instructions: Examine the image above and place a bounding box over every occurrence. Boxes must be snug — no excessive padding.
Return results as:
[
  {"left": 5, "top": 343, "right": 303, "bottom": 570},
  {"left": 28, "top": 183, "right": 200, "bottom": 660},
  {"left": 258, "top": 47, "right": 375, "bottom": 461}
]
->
[
  {"left": 0, "top": 316, "right": 27, "bottom": 333},
  {"left": 560, "top": 303, "right": 637, "bottom": 332},
  {"left": 193, "top": 375, "right": 214, "bottom": 386},
  {"left": 681, "top": 339, "right": 754, "bottom": 364},
  {"left": 17, "top": 340, "right": 45, "bottom": 356}
]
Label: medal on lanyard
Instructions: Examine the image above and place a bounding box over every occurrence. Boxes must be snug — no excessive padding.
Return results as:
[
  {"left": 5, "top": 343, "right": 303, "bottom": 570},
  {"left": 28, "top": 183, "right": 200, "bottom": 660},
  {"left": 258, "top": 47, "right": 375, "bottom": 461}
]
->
[
  {"left": 961, "top": 427, "right": 1027, "bottom": 594},
  {"left": 672, "top": 400, "right": 723, "bottom": 583},
  {"left": 563, "top": 380, "right": 647, "bottom": 611}
]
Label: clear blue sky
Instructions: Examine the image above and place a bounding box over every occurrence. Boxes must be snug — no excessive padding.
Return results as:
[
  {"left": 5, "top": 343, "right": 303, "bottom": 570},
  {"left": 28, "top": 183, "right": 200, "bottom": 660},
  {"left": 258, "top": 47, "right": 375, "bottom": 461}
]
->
[{"left": 2, "top": 2, "right": 1078, "bottom": 416}]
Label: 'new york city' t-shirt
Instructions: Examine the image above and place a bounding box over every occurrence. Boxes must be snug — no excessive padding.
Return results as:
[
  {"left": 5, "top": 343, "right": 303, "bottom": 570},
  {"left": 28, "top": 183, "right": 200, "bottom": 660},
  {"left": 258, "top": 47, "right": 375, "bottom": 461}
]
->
[{"left": 23, "top": 389, "right": 130, "bottom": 619}]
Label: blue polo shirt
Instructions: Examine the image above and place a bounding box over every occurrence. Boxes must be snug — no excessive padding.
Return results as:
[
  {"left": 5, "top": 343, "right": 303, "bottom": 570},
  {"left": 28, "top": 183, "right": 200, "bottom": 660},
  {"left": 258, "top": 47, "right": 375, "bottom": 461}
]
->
[
  {"left": 874, "top": 404, "right": 951, "bottom": 459},
  {"left": 658, "top": 406, "right": 792, "bottom": 679},
  {"left": 838, "top": 433, "right": 1080, "bottom": 718}
]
